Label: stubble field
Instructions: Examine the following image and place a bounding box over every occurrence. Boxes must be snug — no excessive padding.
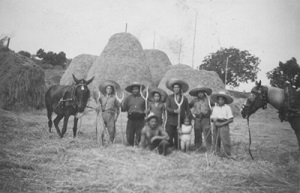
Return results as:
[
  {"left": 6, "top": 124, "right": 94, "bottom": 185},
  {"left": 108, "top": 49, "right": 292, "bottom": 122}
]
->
[{"left": 0, "top": 104, "right": 299, "bottom": 193}]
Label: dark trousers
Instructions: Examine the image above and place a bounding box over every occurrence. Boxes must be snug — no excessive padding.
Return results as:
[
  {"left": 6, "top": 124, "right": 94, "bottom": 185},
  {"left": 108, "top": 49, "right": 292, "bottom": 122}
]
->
[
  {"left": 212, "top": 123, "right": 231, "bottom": 156},
  {"left": 150, "top": 139, "right": 169, "bottom": 155},
  {"left": 126, "top": 118, "right": 145, "bottom": 146},
  {"left": 166, "top": 124, "right": 179, "bottom": 149},
  {"left": 194, "top": 117, "right": 212, "bottom": 150}
]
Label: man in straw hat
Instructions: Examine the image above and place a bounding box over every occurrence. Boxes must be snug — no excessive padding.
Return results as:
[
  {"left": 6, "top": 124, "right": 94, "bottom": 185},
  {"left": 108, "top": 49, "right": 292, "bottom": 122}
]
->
[
  {"left": 97, "top": 80, "right": 121, "bottom": 143},
  {"left": 210, "top": 91, "right": 234, "bottom": 157},
  {"left": 165, "top": 78, "right": 192, "bottom": 149},
  {"left": 140, "top": 112, "right": 169, "bottom": 155},
  {"left": 189, "top": 86, "right": 213, "bottom": 151},
  {"left": 146, "top": 87, "right": 168, "bottom": 126},
  {"left": 122, "top": 82, "right": 146, "bottom": 146}
]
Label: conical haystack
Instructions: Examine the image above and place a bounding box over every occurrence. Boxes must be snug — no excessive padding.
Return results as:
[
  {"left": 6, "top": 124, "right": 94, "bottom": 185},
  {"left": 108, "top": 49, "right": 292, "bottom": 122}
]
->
[
  {"left": 158, "top": 68, "right": 241, "bottom": 116},
  {"left": 166, "top": 63, "right": 192, "bottom": 72},
  {"left": 158, "top": 69, "right": 224, "bottom": 97},
  {"left": 87, "top": 33, "right": 153, "bottom": 99},
  {"left": 60, "top": 54, "right": 98, "bottom": 85},
  {"left": 144, "top": 49, "right": 171, "bottom": 86},
  {"left": 0, "top": 50, "right": 45, "bottom": 111}
]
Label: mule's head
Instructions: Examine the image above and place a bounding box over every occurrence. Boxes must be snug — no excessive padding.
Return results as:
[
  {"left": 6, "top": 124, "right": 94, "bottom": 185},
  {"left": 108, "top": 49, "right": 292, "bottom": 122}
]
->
[
  {"left": 241, "top": 80, "right": 268, "bottom": 119},
  {"left": 72, "top": 74, "right": 94, "bottom": 112}
]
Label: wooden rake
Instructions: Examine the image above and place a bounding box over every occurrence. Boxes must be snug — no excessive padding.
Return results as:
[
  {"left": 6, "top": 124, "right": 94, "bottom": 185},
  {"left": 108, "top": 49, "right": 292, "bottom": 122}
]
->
[
  {"left": 140, "top": 85, "right": 149, "bottom": 113},
  {"left": 116, "top": 90, "right": 125, "bottom": 145},
  {"left": 174, "top": 92, "right": 184, "bottom": 150}
]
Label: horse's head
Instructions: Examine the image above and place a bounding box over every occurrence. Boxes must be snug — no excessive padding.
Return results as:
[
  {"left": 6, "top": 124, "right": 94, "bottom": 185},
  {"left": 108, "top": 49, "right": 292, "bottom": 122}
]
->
[
  {"left": 72, "top": 74, "right": 94, "bottom": 112},
  {"left": 241, "top": 80, "right": 268, "bottom": 119}
]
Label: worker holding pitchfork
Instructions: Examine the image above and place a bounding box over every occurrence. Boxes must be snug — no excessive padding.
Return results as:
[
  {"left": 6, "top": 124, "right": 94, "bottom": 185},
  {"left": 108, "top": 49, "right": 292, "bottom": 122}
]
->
[
  {"left": 122, "top": 82, "right": 146, "bottom": 146},
  {"left": 165, "top": 79, "right": 192, "bottom": 150},
  {"left": 97, "top": 80, "right": 122, "bottom": 144}
]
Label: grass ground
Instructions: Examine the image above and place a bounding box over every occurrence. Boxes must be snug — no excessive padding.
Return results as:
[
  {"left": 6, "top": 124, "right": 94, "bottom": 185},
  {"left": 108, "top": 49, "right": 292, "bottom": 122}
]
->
[{"left": 0, "top": 104, "right": 299, "bottom": 193}]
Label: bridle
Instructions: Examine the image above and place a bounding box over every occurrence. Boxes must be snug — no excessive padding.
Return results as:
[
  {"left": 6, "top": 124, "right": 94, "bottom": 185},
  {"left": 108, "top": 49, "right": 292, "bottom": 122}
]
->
[
  {"left": 55, "top": 83, "right": 90, "bottom": 111},
  {"left": 243, "top": 85, "right": 268, "bottom": 117},
  {"left": 242, "top": 85, "right": 268, "bottom": 160}
]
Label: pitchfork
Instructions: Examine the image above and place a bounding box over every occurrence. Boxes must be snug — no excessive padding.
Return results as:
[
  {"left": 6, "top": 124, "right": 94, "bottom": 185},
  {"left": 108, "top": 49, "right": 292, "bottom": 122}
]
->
[
  {"left": 140, "top": 85, "right": 149, "bottom": 115},
  {"left": 115, "top": 89, "right": 125, "bottom": 145},
  {"left": 174, "top": 92, "right": 184, "bottom": 150}
]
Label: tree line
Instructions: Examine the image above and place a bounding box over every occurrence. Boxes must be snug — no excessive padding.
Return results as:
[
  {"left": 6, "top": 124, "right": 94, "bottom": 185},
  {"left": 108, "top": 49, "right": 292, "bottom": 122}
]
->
[
  {"left": 198, "top": 47, "right": 299, "bottom": 90},
  {"left": 18, "top": 49, "right": 67, "bottom": 66}
]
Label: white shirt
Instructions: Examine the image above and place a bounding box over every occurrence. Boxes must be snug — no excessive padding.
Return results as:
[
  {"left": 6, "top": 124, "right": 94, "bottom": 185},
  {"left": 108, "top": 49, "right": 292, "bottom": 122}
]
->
[
  {"left": 211, "top": 104, "right": 234, "bottom": 120},
  {"left": 180, "top": 124, "right": 192, "bottom": 142}
]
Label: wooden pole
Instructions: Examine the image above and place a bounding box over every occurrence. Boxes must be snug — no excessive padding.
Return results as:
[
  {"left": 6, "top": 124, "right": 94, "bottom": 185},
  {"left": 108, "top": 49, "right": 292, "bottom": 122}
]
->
[
  {"left": 225, "top": 56, "right": 229, "bottom": 86},
  {"left": 192, "top": 12, "right": 198, "bottom": 69},
  {"left": 6, "top": 38, "right": 10, "bottom": 49},
  {"left": 125, "top": 23, "right": 128, "bottom": 33}
]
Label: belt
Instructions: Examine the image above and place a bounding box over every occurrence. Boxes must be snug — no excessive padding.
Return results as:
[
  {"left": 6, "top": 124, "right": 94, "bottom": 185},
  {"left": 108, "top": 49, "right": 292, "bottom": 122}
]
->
[
  {"left": 102, "top": 110, "right": 115, "bottom": 114},
  {"left": 216, "top": 119, "right": 228, "bottom": 123}
]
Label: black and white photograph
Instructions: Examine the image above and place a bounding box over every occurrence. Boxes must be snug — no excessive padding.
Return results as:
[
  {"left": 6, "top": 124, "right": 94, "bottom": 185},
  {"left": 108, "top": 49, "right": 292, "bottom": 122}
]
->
[{"left": 0, "top": 0, "right": 299, "bottom": 192}]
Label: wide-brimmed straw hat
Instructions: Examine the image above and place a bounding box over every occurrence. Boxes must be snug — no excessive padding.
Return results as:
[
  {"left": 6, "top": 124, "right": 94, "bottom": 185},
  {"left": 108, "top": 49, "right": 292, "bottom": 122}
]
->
[
  {"left": 210, "top": 91, "right": 233, "bottom": 104},
  {"left": 125, "top": 82, "right": 146, "bottom": 93},
  {"left": 189, "top": 86, "right": 212, "bottom": 97},
  {"left": 166, "top": 78, "right": 189, "bottom": 93},
  {"left": 146, "top": 112, "right": 158, "bottom": 122},
  {"left": 147, "top": 87, "right": 168, "bottom": 103},
  {"left": 99, "top": 80, "right": 121, "bottom": 95}
]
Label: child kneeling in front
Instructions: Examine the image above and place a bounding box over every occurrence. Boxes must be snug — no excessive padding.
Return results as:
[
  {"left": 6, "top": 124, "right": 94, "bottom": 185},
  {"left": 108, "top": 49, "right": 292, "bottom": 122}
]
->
[{"left": 179, "top": 116, "right": 193, "bottom": 152}]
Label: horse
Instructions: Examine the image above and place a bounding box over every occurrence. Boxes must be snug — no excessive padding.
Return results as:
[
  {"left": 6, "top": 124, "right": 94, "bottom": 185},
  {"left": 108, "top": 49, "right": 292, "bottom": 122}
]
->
[
  {"left": 241, "top": 80, "right": 300, "bottom": 150},
  {"left": 45, "top": 74, "right": 94, "bottom": 138}
]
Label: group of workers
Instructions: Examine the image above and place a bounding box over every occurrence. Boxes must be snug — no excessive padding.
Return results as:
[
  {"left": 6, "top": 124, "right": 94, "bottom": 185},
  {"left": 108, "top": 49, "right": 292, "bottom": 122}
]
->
[{"left": 96, "top": 78, "right": 234, "bottom": 157}]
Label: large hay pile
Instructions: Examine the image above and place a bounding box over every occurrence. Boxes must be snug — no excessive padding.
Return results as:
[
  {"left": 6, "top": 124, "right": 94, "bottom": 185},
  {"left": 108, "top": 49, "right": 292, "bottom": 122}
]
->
[
  {"left": 144, "top": 49, "right": 171, "bottom": 86},
  {"left": 158, "top": 68, "right": 241, "bottom": 115},
  {"left": 166, "top": 63, "right": 192, "bottom": 71},
  {"left": 0, "top": 51, "right": 45, "bottom": 111},
  {"left": 87, "top": 33, "right": 153, "bottom": 99},
  {"left": 158, "top": 69, "right": 225, "bottom": 97},
  {"left": 60, "top": 54, "right": 98, "bottom": 85}
]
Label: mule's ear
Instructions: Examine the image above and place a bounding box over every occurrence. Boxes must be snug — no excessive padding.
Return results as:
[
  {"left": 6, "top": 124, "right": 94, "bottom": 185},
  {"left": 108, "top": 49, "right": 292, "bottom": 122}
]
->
[
  {"left": 255, "top": 80, "right": 261, "bottom": 87},
  {"left": 72, "top": 74, "right": 79, "bottom": 84},
  {"left": 86, "top": 77, "right": 94, "bottom": 85}
]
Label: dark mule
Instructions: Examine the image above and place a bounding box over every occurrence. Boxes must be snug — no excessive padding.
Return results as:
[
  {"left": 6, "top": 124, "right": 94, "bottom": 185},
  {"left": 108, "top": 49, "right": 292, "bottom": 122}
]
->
[
  {"left": 45, "top": 74, "right": 94, "bottom": 138},
  {"left": 241, "top": 81, "right": 300, "bottom": 150}
]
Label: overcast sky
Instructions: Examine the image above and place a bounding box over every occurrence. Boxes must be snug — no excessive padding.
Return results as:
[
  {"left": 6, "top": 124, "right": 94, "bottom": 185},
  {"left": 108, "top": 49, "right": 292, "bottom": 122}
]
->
[{"left": 0, "top": 0, "right": 299, "bottom": 91}]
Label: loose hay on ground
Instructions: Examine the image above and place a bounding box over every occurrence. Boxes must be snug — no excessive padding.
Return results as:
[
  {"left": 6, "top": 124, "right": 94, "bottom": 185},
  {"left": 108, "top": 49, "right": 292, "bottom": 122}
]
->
[{"left": 0, "top": 108, "right": 299, "bottom": 193}]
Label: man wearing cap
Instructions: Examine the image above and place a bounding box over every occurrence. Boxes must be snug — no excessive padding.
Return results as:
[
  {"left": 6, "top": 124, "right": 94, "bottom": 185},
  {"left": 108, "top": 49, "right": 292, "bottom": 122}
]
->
[
  {"left": 210, "top": 91, "right": 234, "bottom": 157},
  {"left": 165, "top": 79, "right": 192, "bottom": 149},
  {"left": 189, "top": 86, "right": 213, "bottom": 151},
  {"left": 122, "top": 82, "right": 146, "bottom": 146},
  {"left": 98, "top": 80, "right": 121, "bottom": 143},
  {"left": 140, "top": 112, "right": 169, "bottom": 155}
]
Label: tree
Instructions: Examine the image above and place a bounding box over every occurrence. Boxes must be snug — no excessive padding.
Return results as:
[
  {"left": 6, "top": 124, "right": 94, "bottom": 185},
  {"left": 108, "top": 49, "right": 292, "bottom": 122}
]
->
[
  {"left": 199, "top": 47, "right": 260, "bottom": 87},
  {"left": 267, "top": 57, "right": 300, "bottom": 89},
  {"left": 36, "top": 48, "right": 46, "bottom": 58},
  {"left": 36, "top": 49, "right": 67, "bottom": 66},
  {"left": 18, "top": 50, "right": 31, "bottom": 58},
  {"left": 56, "top": 51, "right": 67, "bottom": 66}
]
